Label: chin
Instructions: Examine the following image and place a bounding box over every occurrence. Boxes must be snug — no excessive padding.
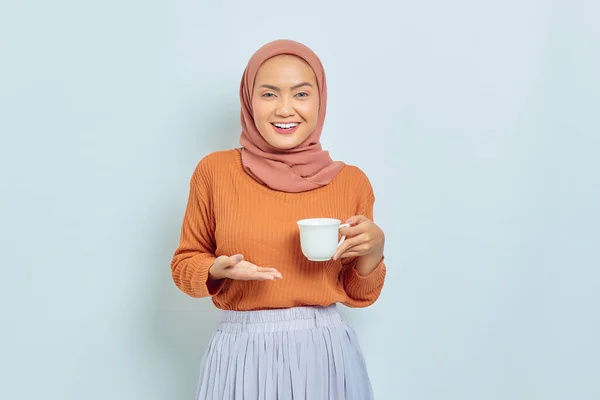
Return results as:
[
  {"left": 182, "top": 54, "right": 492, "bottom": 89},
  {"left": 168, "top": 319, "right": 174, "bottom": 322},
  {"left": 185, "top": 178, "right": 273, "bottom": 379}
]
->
[
  {"left": 267, "top": 138, "right": 303, "bottom": 150},
  {"left": 263, "top": 131, "right": 310, "bottom": 150}
]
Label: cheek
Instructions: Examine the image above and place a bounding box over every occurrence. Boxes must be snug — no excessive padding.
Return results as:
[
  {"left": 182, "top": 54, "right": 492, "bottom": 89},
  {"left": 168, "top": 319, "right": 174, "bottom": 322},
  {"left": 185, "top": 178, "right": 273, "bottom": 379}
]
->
[
  {"left": 251, "top": 101, "right": 271, "bottom": 127},
  {"left": 298, "top": 100, "right": 319, "bottom": 125}
]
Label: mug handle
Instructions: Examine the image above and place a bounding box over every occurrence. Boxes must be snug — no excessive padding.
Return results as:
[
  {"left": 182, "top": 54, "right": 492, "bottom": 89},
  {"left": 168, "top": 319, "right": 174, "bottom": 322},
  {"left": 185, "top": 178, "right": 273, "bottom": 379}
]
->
[{"left": 337, "top": 223, "right": 351, "bottom": 248}]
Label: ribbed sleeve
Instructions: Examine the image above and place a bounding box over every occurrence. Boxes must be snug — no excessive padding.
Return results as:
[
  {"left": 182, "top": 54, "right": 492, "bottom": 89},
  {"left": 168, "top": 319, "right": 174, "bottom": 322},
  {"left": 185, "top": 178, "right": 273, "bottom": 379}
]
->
[
  {"left": 342, "top": 257, "right": 386, "bottom": 307},
  {"left": 170, "top": 160, "right": 226, "bottom": 297},
  {"left": 341, "top": 188, "right": 387, "bottom": 307}
]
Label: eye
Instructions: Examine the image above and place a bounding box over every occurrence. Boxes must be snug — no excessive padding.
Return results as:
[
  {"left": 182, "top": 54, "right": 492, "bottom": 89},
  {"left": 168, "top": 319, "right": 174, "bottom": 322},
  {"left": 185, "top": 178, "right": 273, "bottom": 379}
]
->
[
  {"left": 295, "top": 92, "right": 309, "bottom": 98},
  {"left": 262, "top": 92, "right": 276, "bottom": 98}
]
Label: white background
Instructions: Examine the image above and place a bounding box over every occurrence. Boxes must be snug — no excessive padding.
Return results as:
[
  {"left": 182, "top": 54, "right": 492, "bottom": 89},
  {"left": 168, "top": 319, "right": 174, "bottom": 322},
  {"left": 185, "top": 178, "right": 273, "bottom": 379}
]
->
[{"left": 1, "top": 0, "right": 599, "bottom": 399}]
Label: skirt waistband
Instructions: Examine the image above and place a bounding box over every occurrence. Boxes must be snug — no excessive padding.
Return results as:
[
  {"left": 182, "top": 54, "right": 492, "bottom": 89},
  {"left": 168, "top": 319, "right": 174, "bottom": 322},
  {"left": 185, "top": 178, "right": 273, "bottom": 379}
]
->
[{"left": 217, "top": 304, "right": 343, "bottom": 334}]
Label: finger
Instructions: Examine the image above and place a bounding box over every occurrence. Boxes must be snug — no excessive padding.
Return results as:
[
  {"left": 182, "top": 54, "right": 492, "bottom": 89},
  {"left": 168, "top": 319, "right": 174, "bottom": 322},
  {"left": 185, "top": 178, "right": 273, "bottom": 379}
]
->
[
  {"left": 344, "top": 215, "right": 368, "bottom": 226},
  {"left": 337, "top": 245, "right": 370, "bottom": 259},
  {"left": 338, "top": 252, "right": 362, "bottom": 259},
  {"left": 333, "top": 240, "right": 355, "bottom": 261},
  {"left": 256, "top": 266, "right": 280, "bottom": 273},
  {"left": 255, "top": 266, "right": 282, "bottom": 279},
  {"left": 339, "top": 223, "right": 368, "bottom": 237},
  {"left": 258, "top": 269, "right": 283, "bottom": 279},
  {"left": 333, "top": 234, "right": 369, "bottom": 260},
  {"left": 253, "top": 271, "right": 283, "bottom": 280},
  {"left": 229, "top": 270, "right": 281, "bottom": 281}
]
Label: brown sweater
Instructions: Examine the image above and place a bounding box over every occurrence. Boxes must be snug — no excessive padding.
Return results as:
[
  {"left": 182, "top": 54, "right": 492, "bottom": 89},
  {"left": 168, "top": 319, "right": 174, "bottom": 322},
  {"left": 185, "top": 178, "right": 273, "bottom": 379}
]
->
[{"left": 170, "top": 149, "right": 386, "bottom": 311}]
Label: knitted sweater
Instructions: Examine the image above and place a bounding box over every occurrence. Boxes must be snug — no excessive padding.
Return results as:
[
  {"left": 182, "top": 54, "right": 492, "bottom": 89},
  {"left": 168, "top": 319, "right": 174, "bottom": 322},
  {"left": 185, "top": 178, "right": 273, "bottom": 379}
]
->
[{"left": 170, "top": 149, "right": 386, "bottom": 311}]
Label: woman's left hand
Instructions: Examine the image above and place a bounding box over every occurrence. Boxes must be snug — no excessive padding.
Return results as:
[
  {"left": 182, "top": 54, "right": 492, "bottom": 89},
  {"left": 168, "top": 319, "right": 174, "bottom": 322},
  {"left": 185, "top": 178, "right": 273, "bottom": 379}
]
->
[{"left": 333, "top": 215, "right": 385, "bottom": 261}]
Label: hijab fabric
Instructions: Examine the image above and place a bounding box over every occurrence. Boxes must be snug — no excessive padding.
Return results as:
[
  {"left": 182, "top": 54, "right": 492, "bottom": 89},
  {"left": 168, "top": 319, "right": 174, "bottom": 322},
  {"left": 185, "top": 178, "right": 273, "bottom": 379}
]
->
[{"left": 238, "top": 39, "right": 345, "bottom": 193}]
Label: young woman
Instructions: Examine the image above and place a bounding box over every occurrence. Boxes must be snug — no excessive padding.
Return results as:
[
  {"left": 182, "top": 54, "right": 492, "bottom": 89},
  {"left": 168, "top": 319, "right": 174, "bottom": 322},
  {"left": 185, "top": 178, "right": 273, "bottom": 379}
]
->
[{"left": 171, "top": 39, "right": 387, "bottom": 399}]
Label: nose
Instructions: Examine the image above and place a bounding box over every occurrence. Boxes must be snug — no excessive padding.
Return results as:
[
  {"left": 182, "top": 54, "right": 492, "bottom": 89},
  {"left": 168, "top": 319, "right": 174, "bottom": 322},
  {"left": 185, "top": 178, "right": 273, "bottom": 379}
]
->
[{"left": 275, "top": 96, "right": 294, "bottom": 117}]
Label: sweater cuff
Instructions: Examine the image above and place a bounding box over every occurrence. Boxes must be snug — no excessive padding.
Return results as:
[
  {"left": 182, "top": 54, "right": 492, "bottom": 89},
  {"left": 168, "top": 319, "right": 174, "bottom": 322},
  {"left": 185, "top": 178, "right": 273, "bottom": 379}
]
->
[
  {"left": 343, "top": 256, "right": 386, "bottom": 296},
  {"left": 190, "top": 254, "right": 226, "bottom": 297}
]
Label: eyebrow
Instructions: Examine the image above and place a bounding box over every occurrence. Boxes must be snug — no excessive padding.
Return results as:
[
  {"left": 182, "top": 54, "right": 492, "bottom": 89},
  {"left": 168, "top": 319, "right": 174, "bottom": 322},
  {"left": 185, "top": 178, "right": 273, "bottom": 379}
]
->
[{"left": 259, "top": 82, "right": 314, "bottom": 91}]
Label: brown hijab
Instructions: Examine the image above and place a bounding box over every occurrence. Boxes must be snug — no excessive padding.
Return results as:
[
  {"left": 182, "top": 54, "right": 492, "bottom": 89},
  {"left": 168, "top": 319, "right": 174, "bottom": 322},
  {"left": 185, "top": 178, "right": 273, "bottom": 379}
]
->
[{"left": 238, "top": 39, "right": 345, "bottom": 193}]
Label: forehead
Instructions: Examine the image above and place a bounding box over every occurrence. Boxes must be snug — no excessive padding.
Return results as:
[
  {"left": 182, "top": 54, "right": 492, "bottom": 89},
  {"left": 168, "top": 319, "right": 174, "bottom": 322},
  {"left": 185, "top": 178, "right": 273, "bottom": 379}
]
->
[{"left": 254, "top": 55, "right": 317, "bottom": 85}]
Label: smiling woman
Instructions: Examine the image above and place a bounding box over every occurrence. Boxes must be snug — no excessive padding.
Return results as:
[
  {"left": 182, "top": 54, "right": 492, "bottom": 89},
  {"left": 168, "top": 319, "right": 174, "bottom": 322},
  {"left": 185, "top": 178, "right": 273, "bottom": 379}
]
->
[{"left": 170, "top": 39, "right": 387, "bottom": 400}]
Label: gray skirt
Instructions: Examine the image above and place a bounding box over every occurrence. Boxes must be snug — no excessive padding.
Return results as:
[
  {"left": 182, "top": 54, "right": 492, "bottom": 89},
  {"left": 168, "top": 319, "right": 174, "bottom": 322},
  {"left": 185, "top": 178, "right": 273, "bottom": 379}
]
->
[{"left": 195, "top": 304, "right": 374, "bottom": 400}]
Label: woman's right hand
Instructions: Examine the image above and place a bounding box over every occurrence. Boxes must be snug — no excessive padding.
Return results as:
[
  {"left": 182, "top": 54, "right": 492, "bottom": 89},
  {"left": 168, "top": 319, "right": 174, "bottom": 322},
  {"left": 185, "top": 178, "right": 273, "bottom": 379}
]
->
[{"left": 208, "top": 254, "right": 283, "bottom": 281}]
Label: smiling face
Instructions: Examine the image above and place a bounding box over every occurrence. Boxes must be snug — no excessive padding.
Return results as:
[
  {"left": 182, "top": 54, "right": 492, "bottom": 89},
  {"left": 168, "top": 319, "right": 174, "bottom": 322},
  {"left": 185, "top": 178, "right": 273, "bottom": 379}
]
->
[{"left": 251, "top": 55, "right": 320, "bottom": 150}]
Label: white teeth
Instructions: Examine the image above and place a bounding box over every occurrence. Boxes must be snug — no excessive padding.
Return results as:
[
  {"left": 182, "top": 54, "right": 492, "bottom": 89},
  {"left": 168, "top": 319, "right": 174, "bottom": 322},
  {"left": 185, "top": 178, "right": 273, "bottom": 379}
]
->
[{"left": 274, "top": 123, "right": 298, "bottom": 129}]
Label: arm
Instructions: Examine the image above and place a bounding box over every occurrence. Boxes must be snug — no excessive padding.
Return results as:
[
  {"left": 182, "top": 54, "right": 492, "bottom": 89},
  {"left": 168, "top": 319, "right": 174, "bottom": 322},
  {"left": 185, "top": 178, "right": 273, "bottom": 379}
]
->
[
  {"left": 170, "top": 162, "right": 225, "bottom": 298},
  {"left": 339, "top": 191, "right": 387, "bottom": 307}
]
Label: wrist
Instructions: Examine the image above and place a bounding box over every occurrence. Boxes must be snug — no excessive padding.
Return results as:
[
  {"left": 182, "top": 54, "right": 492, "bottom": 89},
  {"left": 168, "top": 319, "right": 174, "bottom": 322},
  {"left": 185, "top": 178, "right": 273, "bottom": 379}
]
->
[
  {"left": 355, "top": 250, "right": 384, "bottom": 276},
  {"left": 208, "top": 261, "right": 225, "bottom": 280}
]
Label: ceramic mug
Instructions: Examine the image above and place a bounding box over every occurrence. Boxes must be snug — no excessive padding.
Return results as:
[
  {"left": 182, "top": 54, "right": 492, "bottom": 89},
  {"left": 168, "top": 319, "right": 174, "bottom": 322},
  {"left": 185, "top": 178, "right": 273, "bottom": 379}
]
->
[{"left": 297, "top": 218, "right": 350, "bottom": 261}]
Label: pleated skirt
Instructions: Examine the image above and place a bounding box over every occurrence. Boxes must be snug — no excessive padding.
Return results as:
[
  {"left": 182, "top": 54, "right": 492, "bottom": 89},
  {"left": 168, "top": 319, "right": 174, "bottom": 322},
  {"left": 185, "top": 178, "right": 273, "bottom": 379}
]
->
[{"left": 195, "top": 304, "right": 374, "bottom": 400}]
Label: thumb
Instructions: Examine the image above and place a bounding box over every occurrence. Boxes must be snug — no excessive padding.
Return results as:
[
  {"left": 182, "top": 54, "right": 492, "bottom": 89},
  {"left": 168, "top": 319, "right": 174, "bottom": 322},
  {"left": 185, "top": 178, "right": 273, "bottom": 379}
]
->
[
  {"left": 215, "top": 254, "right": 243, "bottom": 268},
  {"left": 226, "top": 254, "right": 244, "bottom": 266}
]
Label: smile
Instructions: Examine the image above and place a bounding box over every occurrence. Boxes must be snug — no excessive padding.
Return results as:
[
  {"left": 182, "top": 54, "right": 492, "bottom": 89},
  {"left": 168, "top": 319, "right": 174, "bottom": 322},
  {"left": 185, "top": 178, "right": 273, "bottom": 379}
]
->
[{"left": 270, "top": 122, "right": 300, "bottom": 134}]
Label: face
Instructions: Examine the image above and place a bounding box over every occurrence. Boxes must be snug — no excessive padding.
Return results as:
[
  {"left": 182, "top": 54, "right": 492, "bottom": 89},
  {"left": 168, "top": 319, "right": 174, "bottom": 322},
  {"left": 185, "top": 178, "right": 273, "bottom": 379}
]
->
[{"left": 251, "top": 55, "right": 320, "bottom": 150}]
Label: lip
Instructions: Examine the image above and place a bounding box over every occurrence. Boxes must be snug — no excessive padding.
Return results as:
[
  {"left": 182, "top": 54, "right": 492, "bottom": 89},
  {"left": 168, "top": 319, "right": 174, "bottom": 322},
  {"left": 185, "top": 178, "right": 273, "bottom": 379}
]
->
[{"left": 270, "top": 122, "right": 300, "bottom": 135}]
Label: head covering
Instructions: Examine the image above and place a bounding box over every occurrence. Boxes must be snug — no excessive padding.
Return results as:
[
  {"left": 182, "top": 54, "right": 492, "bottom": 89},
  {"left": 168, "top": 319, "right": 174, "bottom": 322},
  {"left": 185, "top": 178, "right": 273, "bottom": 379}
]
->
[{"left": 238, "top": 39, "right": 345, "bottom": 193}]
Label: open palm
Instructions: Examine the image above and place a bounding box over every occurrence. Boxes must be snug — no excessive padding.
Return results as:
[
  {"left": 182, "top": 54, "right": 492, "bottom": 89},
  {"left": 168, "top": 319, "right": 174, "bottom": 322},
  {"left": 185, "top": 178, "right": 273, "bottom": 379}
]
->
[{"left": 225, "top": 260, "right": 282, "bottom": 281}]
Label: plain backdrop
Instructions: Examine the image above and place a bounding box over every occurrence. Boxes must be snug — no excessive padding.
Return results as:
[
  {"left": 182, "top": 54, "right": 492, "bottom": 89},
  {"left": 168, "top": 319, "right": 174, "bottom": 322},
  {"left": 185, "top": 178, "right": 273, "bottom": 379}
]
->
[{"left": 1, "top": 0, "right": 599, "bottom": 399}]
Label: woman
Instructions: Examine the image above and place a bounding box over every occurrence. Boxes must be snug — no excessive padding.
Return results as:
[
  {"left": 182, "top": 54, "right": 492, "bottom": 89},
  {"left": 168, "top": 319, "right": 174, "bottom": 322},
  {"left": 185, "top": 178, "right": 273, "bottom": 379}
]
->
[{"left": 171, "top": 39, "right": 387, "bottom": 399}]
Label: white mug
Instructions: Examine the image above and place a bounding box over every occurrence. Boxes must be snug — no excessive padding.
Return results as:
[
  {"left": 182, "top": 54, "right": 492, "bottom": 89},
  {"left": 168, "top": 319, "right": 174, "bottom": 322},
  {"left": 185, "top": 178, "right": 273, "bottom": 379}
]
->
[{"left": 296, "top": 218, "right": 350, "bottom": 261}]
